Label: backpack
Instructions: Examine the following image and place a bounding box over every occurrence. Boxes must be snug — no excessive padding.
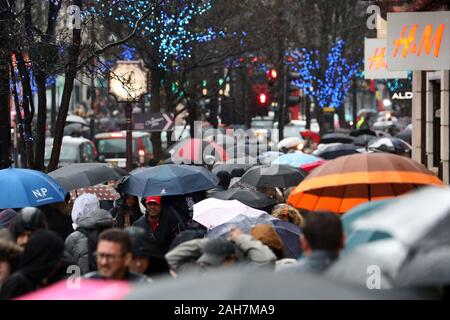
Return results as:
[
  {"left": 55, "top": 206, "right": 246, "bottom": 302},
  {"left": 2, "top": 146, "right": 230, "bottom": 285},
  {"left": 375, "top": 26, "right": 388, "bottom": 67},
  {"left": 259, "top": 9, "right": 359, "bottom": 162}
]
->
[{"left": 76, "top": 226, "right": 110, "bottom": 272}]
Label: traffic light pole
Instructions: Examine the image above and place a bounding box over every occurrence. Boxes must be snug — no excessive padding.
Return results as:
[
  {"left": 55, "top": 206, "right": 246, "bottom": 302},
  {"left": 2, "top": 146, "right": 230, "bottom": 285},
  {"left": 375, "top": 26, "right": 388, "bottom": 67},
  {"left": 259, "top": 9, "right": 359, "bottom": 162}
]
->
[
  {"left": 278, "top": 63, "right": 287, "bottom": 142},
  {"left": 126, "top": 102, "right": 133, "bottom": 172}
]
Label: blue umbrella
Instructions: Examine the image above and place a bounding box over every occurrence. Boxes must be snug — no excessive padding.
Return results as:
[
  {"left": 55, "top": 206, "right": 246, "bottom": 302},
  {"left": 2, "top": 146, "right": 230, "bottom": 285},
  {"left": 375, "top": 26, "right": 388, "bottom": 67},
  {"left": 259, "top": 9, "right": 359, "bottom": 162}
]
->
[
  {"left": 342, "top": 199, "right": 394, "bottom": 254},
  {"left": 257, "top": 151, "right": 283, "bottom": 165},
  {"left": 117, "top": 164, "right": 219, "bottom": 197},
  {"left": 0, "top": 168, "right": 67, "bottom": 209},
  {"left": 272, "top": 152, "right": 321, "bottom": 168}
]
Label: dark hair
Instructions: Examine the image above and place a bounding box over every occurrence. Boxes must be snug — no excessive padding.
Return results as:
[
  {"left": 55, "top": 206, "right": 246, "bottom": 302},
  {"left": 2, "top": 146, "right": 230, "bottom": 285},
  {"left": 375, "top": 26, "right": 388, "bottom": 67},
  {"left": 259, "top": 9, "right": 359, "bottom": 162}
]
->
[
  {"left": 302, "top": 211, "right": 343, "bottom": 251},
  {"left": 99, "top": 228, "right": 132, "bottom": 255},
  {"left": 230, "top": 168, "right": 245, "bottom": 178},
  {"left": 9, "top": 207, "right": 48, "bottom": 240}
]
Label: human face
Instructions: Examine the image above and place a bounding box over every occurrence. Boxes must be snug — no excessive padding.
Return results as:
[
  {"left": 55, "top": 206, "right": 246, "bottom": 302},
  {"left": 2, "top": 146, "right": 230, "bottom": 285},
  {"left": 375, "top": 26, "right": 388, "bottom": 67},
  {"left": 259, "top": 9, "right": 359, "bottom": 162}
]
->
[
  {"left": 96, "top": 240, "right": 131, "bottom": 280},
  {"left": 0, "top": 260, "right": 11, "bottom": 285},
  {"left": 146, "top": 202, "right": 161, "bottom": 219},
  {"left": 130, "top": 256, "right": 149, "bottom": 275},
  {"left": 17, "top": 230, "right": 33, "bottom": 247},
  {"left": 125, "top": 196, "right": 136, "bottom": 208}
]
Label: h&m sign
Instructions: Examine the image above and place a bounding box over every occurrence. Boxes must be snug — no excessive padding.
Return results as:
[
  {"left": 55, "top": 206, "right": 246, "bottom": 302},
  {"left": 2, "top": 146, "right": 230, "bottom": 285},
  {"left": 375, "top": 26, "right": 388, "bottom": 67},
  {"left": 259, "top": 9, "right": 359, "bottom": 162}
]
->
[
  {"left": 364, "top": 38, "right": 408, "bottom": 79},
  {"left": 387, "top": 11, "right": 450, "bottom": 71}
]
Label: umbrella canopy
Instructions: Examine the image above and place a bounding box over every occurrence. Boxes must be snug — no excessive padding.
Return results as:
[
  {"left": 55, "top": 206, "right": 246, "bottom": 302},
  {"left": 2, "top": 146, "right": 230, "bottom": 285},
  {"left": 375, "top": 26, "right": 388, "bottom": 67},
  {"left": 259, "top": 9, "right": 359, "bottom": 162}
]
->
[
  {"left": 300, "top": 130, "right": 321, "bottom": 144},
  {"left": 239, "top": 164, "right": 308, "bottom": 189},
  {"left": 353, "top": 134, "right": 377, "bottom": 147},
  {"left": 66, "top": 114, "right": 88, "bottom": 126},
  {"left": 320, "top": 133, "right": 354, "bottom": 144},
  {"left": 17, "top": 279, "right": 132, "bottom": 300},
  {"left": 206, "top": 213, "right": 302, "bottom": 259},
  {"left": 70, "top": 184, "right": 121, "bottom": 201},
  {"left": 63, "top": 123, "right": 83, "bottom": 136},
  {"left": 288, "top": 153, "right": 443, "bottom": 214},
  {"left": 193, "top": 198, "right": 265, "bottom": 229},
  {"left": 257, "top": 151, "right": 283, "bottom": 165},
  {"left": 209, "top": 189, "right": 276, "bottom": 209},
  {"left": 168, "top": 138, "right": 229, "bottom": 164},
  {"left": 396, "top": 125, "right": 412, "bottom": 145},
  {"left": 368, "top": 137, "right": 412, "bottom": 155},
  {"left": 125, "top": 267, "right": 423, "bottom": 300},
  {"left": 313, "top": 143, "right": 359, "bottom": 160},
  {"left": 0, "top": 168, "right": 67, "bottom": 209},
  {"left": 299, "top": 159, "right": 326, "bottom": 173},
  {"left": 48, "top": 163, "right": 127, "bottom": 191},
  {"left": 349, "top": 128, "right": 377, "bottom": 137},
  {"left": 212, "top": 158, "right": 256, "bottom": 175},
  {"left": 277, "top": 137, "right": 304, "bottom": 150},
  {"left": 272, "top": 152, "right": 321, "bottom": 168},
  {"left": 117, "top": 164, "right": 219, "bottom": 197}
]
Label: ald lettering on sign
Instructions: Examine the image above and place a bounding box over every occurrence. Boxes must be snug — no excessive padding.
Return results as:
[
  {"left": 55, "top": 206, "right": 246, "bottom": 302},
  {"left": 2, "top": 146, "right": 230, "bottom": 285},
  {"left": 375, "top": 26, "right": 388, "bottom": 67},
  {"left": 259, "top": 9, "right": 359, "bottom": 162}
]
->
[{"left": 387, "top": 11, "right": 450, "bottom": 71}]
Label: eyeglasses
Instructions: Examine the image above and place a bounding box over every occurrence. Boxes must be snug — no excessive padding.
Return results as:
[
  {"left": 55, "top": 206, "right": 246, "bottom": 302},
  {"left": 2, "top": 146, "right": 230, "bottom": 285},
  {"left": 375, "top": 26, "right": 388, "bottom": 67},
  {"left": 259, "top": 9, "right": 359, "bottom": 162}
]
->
[{"left": 94, "top": 252, "right": 125, "bottom": 262}]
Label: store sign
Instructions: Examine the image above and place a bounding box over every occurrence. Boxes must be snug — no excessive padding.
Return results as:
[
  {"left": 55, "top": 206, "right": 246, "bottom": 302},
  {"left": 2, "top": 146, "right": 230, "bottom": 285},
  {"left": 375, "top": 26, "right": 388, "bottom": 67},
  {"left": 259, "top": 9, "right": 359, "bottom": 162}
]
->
[
  {"left": 392, "top": 92, "right": 413, "bottom": 100},
  {"left": 387, "top": 11, "right": 450, "bottom": 71},
  {"left": 364, "top": 39, "right": 408, "bottom": 79}
]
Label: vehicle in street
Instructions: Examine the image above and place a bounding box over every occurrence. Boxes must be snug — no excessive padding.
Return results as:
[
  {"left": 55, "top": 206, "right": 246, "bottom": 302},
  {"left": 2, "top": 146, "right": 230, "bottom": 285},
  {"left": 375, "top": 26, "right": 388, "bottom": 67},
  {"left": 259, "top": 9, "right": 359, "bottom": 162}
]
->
[
  {"left": 44, "top": 136, "right": 98, "bottom": 167},
  {"left": 94, "top": 131, "right": 154, "bottom": 169}
]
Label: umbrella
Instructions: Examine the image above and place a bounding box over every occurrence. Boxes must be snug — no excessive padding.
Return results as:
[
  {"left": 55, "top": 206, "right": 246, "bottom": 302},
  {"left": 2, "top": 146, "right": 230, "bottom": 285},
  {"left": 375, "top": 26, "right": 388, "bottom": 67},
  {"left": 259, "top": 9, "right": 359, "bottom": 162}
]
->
[
  {"left": 257, "top": 151, "right": 283, "bottom": 165},
  {"left": 168, "top": 138, "right": 229, "bottom": 165},
  {"left": 239, "top": 164, "right": 308, "bottom": 189},
  {"left": 126, "top": 267, "right": 425, "bottom": 300},
  {"left": 368, "top": 137, "right": 412, "bottom": 155},
  {"left": 64, "top": 123, "right": 83, "bottom": 136},
  {"left": 16, "top": 279, "right": 132, "bottom": 300},
  {"left": 396, "top": 125, "right": 412, "bottom": 145},
  {"left": 70, "top": 184, "right": 121, "bottom": 201},
  {"left": 48, "top": 163, "right": 127, "bottom": 191},
  {"left": 277, "top": 137, "right": 304, "bottom": 150},
  {"left": 288, "top": 153, "right": 443, "bottom": 214},
  {"left": 320, "top": 133, "right": 354, "bottom": 144},
  {"left": 66, "top": 114, "right": 88, "bottom": 126},
  {"left": 193, "top": 198, "right": 265, "bottom": 229},
  {"left": 272, "top": 152, "right": 322, "bottom": 168},
  {"left": 299, "top": 159, "right": 326, "bottom": 173},
  {"left": 300, "top": 130, "right": 321, "bottom": 144},
  {"left": 353, "top": 134, "right": 377, "bottom": 147},
  {"left": 209, "top": 189, "right": 276, "bottom": 209},
  {"left": 0, "top": 168, "right": 67, "bottom": 209},
  {"left": 341, "top": 199, "right": 394, "bottom": 253},
  {"left": 117, "top": 164, "right": 219, "bottom": 197},
  {"left": 313, "top": 143, "right": 359, "bottom": 160},
  {"left": 349, "top": 128, "right": 377, "bottom": 137},
  {"left": 206, "top": 214, "right": 302, "bottom": 259}
]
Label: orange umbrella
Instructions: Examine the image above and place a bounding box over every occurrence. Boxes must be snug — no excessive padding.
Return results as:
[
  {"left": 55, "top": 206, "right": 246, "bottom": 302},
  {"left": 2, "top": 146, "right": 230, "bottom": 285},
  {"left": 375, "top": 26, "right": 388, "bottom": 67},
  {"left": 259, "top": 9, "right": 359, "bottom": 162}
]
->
[{"left": 288, "top": 153, "right": 443, "bottom": 214}]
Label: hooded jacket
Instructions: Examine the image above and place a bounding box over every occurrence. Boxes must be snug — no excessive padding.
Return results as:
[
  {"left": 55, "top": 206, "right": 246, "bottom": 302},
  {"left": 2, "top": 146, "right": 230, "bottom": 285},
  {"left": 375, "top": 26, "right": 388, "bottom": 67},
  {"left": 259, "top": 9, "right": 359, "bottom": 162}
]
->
[
  {"left": 64, "top": 209, "right": 114, "bottom": 274},
  {"left": 0, "top": 209, "right": 17, "bottom": 230},
  {"left": 0, "top": 230, "right": 73, "bottom": 299}
]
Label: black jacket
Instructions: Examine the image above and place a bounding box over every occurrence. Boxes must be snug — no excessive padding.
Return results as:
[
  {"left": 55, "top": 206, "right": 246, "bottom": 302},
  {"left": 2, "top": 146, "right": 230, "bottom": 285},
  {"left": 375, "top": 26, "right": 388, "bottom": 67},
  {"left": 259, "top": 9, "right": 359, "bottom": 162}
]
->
[
  {"left": 39, "top": 204, "right": 73, "bottom": 241},
  {"left": 112, "top": 206, "right": 142, "bottom": 229},
  {"left": 83, "top": 270, "right": 150, "bottom": 283},
  {"left": 133, "top": 208, "right": 181, "bottom": 254}
]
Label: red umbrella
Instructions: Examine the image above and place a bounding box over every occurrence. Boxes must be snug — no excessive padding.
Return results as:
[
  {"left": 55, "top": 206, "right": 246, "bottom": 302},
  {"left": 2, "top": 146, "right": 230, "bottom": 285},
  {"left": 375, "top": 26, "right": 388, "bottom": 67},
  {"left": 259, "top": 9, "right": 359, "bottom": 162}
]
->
[
  {"left": 300, "top": 159, "right": 326, "bottom": 173},
  {"left": 170, "top": 138, "right": 229, "bottom": 164},
  {"left": 300, "top": 130, "right": 321, "bottom": 144}
]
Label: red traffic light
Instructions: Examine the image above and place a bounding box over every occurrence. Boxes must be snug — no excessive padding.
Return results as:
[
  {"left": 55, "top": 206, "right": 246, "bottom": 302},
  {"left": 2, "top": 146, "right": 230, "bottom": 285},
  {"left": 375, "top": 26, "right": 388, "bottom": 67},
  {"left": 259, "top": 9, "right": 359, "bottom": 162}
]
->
[
  {"left": 258, "top": 93, "right": 268, "bottom": 105},
  {"left": 268, "top": 69, "right": 278, "bottom": 80}
]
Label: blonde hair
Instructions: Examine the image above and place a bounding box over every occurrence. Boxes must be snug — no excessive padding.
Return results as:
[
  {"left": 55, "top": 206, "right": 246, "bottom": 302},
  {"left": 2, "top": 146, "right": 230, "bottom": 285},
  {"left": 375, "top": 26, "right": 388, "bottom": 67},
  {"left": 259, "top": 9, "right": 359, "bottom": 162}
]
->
[{"left": 271, "top": 204, "right": 304, "bottom": 228}]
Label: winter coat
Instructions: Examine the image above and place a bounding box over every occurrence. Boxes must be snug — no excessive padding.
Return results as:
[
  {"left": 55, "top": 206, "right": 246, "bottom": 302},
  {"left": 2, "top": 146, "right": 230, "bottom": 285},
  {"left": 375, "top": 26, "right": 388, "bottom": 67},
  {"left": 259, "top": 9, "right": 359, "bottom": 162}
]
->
[
  {"left": 83, "top": 270, "right": 151, "bottom": 283},
  {"left": 64, "top": 209, "right": 114, "bottom": 274},
  {"left": 0, "top": 230, "right": 75, "bottom": 299},
  {"left": 133, "top": 208, "right": 181, "bottom": 254},
  {"left": 39, "top": 204, "right": 73, "bottom": 241},
  {"left": 165, "top": 234, "right": 277, "bottom": 274},
  {"left": 112, "top": 206, "right": 142, "bottom": 229}
]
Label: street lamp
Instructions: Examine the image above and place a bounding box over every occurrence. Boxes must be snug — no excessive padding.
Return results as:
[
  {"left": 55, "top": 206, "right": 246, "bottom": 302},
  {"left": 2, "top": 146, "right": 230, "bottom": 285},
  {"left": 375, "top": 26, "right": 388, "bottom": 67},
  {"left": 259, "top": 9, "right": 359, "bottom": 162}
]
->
[{"left": 108, "top": 60, "right": 149, "bottom": 172}]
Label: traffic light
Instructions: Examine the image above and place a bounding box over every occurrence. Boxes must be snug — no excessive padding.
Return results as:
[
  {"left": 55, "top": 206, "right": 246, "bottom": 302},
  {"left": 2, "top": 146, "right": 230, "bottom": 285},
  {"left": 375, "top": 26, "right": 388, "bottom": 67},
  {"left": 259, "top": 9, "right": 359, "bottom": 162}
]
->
[
  {"left": 286, "top": 71, "right": 301, "bottom": 107},
  {"left": 258, "top": 92, "right": 268, "bottom": 105}
]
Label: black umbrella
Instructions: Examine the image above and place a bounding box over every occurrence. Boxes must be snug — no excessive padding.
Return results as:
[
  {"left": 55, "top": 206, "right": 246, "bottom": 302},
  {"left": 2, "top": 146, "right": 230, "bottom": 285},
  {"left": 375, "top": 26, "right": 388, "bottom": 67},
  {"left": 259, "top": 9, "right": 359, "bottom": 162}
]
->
[
  {"left": 211, "top": 159, "right": 256, "bottom": 175},
  {"left": 125, "top": 267, "right": 426, "bottom": 300},
  {"left": 314, "top": 143, "right": 359, "bottom": 160},
  {"left": 353, "top": 134, "right": 377, "bottom": 147},
  {"left": 321, "top": 133, "right": 355, "bottom": 144},
  {"left": 368, "top": 137, "right": 412, "bottom": 155},
  {"left": 117, "top": 164, "right": 218, "bottom": 197},
  {"left": 239, "top": 164, "right": 307, "bottom": 188},
  {"left": 396, "top": 126, "right": 412, "bottom": 145},
  {"left": 210, "top": 189, "right": 275, "bottom": 209},
  {"left": 349, "top": 128, "right": 377, "bottom": 137},
  {"left": 48, "top": 163, "right": 128, "bottom": 191}
]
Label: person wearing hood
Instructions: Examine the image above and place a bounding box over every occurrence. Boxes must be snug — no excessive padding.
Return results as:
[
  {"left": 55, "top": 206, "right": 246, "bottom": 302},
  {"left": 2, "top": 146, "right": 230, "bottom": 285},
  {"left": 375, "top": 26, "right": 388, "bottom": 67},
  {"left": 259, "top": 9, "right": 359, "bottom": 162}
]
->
[
  {"left": 38, "top": 194, "right": 73, "bottom": 241},
  {"left": 65, "top": 194, "right": 114, "bottom": 274},
  {"left": 0, "top": 232, "right": 23, "bottom": 289},
  {"left": 124, "top": 226, "right": 171, "bottom": 278},
  {"left": 8, "top": 207, "right": 48, "bottom": 247},
  {"left": 0, "top": 229, "right": 75, "bottom": 299},
  {"left": 112, "top": 194, "right": 142, "bottom": 229},
  {"left": 0, "top": 209, "right": 17, "bottom": 231}
]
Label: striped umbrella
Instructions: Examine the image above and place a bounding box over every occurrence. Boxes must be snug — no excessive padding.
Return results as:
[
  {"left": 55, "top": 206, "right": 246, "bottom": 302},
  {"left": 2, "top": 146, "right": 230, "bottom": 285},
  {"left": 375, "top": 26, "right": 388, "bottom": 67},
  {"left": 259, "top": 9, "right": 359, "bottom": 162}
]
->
[{"left": 288, "top": 153, "right": 443, "bottom": 214}]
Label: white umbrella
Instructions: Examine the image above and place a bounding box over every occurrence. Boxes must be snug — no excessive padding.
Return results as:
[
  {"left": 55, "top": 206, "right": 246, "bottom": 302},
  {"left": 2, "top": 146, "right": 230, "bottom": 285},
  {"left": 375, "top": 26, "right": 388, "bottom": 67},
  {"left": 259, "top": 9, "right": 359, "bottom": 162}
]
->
[
  {"left": 66, "top": 114, "right": 88, "bottom": 126},
  {"left": 193, "top": 198, "right": 266, "bottom": 230},
  {"left": 277, "top": 137, "right": 304, "bottom": 150}
]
